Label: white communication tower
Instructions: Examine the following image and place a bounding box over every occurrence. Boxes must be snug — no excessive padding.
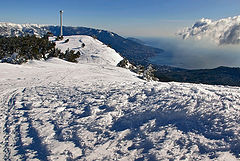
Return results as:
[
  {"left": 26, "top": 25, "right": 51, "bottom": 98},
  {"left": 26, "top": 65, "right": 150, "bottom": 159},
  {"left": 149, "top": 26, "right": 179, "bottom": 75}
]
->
[{"left": 60, "top": 10, "right": 63, "bottom": 36}]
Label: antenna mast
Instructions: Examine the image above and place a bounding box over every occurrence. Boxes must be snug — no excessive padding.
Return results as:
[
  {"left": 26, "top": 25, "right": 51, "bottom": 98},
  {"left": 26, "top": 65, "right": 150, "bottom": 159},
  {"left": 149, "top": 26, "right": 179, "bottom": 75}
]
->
[{"left": 60, "top": 10, "right": 63, "bottom": 37}]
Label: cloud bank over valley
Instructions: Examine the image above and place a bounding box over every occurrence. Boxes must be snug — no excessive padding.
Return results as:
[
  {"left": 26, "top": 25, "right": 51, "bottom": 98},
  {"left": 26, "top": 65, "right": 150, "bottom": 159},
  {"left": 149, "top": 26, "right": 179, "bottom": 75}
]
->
[{"left": 178, "top": 15, "right": 240, "bottom": 45}]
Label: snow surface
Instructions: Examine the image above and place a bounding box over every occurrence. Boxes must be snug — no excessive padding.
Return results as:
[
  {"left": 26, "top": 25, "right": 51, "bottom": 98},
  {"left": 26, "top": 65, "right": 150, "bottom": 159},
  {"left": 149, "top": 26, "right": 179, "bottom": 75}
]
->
[
  {"left": 178, "top": 15, "right": 240, "bottom": 45},
  {"left": 52, "top": 35, "right": 123, "bottom": 66},
  {"left": 0, "top": 35, "right": 240, "bottom": 161}
]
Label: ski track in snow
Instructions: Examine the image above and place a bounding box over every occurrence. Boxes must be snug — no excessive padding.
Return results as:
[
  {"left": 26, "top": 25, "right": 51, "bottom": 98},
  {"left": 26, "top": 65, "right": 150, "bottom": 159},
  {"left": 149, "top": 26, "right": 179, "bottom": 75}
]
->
[{"left": 0, "top": 36, "right": 240, "bottom": 160}]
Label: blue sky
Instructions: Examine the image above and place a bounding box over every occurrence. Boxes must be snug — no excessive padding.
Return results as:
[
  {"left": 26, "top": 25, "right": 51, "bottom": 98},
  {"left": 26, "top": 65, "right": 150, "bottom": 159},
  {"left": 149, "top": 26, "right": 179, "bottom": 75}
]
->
[{"left": 1, "top": 0, "right": 240, "bottom": 37}]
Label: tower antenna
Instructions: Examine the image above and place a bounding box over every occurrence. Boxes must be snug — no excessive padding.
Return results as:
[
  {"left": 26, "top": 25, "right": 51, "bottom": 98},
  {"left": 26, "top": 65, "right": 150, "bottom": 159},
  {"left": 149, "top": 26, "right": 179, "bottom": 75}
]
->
[{"left": 60, "top": 10, "right": 63, "bottom": 37}]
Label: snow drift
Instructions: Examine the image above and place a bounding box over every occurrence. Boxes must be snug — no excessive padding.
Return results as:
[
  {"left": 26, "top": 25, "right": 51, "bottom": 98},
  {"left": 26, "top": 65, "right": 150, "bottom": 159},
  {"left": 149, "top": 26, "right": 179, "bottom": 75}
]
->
[
  {"left": 178, "top": 15, "right": 240, "bottom": 45},
  {"left": 0, "top": 35, "right": 240, "bottom": 160}
]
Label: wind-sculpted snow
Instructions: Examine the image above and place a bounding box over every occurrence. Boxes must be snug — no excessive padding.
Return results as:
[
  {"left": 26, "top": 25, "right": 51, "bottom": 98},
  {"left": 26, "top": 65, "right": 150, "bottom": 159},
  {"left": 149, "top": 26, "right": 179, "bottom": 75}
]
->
[
  {"left": 0, "top": 58, "right": 239, "bottom": 160},
  {"left": 178, "top": 15, "right": 240, "bottom": 45}
]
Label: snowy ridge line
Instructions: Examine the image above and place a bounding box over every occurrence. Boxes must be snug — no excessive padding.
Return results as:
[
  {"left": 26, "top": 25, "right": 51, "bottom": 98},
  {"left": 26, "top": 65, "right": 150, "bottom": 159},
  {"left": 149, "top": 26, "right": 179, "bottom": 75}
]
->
[
  {"left": 178, "top": 15, "right": 240, "bottom": 45},
  {"left": 0, "top": 22, "right": 49, "bottom": 37},
  {"left": 52, "top": 35, "right": 123, "bottom": 66},
  {"left": 0, "top": 22, "right": 114, "bottom": 38},
  {"left": 0, "top": 22, "right": 47, "bottom": 28}
]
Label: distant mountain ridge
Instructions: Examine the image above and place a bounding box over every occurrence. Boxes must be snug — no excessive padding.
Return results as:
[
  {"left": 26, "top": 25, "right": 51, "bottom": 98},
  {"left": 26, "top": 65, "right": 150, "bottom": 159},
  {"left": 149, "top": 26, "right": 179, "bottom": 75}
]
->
[
  {"left": 0, "top": 22, "right": 47, "bottom": 37},
  {"left": 0, "top": 22, "right": 164, "bottom": 66}
]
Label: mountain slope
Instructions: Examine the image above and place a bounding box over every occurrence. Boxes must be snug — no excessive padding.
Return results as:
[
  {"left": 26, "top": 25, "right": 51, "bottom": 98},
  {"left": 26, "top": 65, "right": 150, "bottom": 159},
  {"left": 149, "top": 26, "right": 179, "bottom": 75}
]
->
[
  {"left": 178, "top": 15, "right": 240, "bottom": 45},
  {"left": 0, "top": 22, "right": 164, "bottom": 65},
  {"left": 52, "top": 35, "right": 123, "bottom": 66},
  {"left": 0, "top": 36, "right": 240, "bottom": 160},
  {"left": 46, "top": 26, "right": 164, "bottom": 65}
]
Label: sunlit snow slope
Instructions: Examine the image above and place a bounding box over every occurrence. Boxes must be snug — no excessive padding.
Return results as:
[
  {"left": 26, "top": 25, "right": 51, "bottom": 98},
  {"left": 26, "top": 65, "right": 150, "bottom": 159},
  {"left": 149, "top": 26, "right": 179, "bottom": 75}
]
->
[
  {"left": 53, "top": 35, "right": 123, "bottom": 66},
  {"left": 0, "top": 35, "right": 240, "bottom": 161}
]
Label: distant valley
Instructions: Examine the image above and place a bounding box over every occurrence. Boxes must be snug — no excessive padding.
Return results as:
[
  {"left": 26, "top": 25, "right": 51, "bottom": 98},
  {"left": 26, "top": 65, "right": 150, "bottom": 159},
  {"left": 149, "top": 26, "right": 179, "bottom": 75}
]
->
[{"left": 1, "top": 22, "right": 240, "bottom": 86}]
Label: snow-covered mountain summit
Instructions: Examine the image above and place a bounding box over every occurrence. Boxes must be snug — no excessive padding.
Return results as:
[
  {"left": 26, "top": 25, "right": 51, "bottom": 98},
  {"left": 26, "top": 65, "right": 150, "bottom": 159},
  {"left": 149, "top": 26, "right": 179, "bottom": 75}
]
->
[
  {"left": 52, "top": 35, "right": 123, "bottom": 66},
  {"left": 178, "top": 15, "right": 240, "bottom": 45}
]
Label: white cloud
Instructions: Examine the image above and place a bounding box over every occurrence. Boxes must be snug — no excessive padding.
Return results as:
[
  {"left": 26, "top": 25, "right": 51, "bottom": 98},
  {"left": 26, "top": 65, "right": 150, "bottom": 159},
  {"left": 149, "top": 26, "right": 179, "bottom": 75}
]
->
[{"left": 177, "top": 16, "right": 240, "bottom": 45}]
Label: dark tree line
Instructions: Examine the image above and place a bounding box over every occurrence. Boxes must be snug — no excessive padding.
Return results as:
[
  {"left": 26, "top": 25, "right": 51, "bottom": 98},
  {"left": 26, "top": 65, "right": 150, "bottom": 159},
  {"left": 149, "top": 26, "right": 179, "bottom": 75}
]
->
[
  {"left": 0, "top": 35, "right": 55, "bottom": 63},
  {"left": 0, "top": 35, "right": 81, "bottom": 64}
]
